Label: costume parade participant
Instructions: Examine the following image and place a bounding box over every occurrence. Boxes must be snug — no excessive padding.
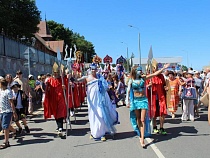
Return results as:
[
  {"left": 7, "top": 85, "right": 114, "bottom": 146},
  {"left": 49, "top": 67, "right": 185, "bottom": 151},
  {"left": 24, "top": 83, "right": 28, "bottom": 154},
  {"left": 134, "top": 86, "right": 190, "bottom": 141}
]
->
[
  {"left": 116, "top": 56, "right": 126, "bottom": 80},
  {"left": 44, "top": 62, "right": 67, "bottom": 136},
  {"left": 146, "top": 59, "right": 168, "bottom": 135},
  {"left": 103, "top": 55, "right": 113, "bottom": 73},
  {"left": 80, "top": 62, "right": 118, "bottom": 141},
  {"left": 126, "top": 63, "right": 169, "bottom": 148}
]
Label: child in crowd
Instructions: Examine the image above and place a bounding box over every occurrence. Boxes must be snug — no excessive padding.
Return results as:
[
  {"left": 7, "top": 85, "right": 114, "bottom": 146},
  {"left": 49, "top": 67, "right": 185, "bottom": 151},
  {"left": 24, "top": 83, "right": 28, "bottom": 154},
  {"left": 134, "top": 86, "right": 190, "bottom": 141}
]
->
[
  {"left": 0, "top": 78, "right": 17, "bottom": 149},
  {"left": 10, "top": 81, "right": 30, "bottom": 134}
]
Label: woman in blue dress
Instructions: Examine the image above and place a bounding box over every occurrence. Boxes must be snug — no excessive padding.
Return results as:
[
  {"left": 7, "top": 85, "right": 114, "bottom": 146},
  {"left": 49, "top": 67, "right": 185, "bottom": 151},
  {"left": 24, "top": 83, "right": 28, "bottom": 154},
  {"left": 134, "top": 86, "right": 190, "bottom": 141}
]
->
[{"left": 126, "top": 64, "right": 169, "bottom": 148}]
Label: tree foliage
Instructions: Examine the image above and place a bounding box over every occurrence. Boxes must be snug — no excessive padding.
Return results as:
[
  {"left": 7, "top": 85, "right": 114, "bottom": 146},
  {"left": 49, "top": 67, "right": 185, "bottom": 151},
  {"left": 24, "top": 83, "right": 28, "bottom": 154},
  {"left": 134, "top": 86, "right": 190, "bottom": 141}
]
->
[
  {"left": 0, "top": 0, "right": 41, "bottom": 38},
  {"left": 181, "top": 65, "right": 188, "bottom": 71},
  {"left": 47, "top": 20, "right": 96, "bottom": 63}
]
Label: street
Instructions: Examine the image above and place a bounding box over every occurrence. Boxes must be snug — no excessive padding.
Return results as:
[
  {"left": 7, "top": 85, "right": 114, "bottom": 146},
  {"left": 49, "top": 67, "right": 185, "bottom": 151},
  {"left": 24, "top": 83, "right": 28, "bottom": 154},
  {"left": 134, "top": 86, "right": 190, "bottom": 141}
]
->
[{"left": 1, "top": 104, "right": 210, "bottom": 158}]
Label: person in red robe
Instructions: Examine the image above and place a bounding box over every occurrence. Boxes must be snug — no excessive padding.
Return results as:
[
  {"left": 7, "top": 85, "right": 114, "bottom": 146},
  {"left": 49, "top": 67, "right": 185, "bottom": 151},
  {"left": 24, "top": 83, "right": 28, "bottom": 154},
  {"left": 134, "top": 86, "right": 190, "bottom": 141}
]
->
[
  {"left": 146, "top": 60, "right": 167, "bottom": 135},
  {"left": 44, "top": 62, "right": 67, "bottom": 136}
]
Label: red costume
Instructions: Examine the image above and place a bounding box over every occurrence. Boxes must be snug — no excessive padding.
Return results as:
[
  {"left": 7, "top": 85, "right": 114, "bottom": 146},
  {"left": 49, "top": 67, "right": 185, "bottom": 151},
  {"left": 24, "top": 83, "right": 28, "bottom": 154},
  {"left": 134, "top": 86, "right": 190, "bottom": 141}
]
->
[
  {"left": 44, "top": 77, "right": 67, "bottom": 119},
  {"left": 146, "top": 74, "right": 167, "bottom": 118}
]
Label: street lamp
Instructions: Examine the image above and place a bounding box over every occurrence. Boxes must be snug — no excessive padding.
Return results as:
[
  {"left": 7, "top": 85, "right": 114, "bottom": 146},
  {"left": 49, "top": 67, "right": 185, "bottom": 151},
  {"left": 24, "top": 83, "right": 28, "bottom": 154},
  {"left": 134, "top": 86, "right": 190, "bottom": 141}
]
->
[
  {"left": 121, "top": 42, "right": 129, "bottom": 72},
  {"left": 128, "top": 25, "right": 141, "bottom": 66},
  {"left": 182, "top": 50, "right": 189, "bottom": 67}
]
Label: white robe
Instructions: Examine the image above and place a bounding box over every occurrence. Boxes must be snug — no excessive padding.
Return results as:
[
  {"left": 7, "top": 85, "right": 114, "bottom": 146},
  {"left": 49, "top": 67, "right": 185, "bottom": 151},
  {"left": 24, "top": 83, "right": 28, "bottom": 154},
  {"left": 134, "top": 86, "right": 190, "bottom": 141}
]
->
[{"left": 87, "top": 78, "right": 118, "bottom": 138}]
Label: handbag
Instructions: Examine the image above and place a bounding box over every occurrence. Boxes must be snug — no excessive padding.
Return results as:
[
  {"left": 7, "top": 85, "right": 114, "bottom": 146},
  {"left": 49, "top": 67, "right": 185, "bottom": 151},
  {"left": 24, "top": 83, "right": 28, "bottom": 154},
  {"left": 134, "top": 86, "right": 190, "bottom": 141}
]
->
[
  {"left": 200, "top": 93, "right": 209, "bottom": 106},
  {"left": 181, "top": 80, "right": 197, "bottom": 100}
]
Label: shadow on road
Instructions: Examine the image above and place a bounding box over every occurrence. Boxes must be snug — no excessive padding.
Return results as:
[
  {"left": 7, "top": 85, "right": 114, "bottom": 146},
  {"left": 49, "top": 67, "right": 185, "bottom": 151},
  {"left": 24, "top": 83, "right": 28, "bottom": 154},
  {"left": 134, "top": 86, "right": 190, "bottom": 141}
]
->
[
  {"left": 68, "top": 127, "right": 90, "bottom": 136},
  {"left": 11, "top": 138, "right": 54, "bottom": 147},
  {"left": 151, "top": 126, "right": 210, "bottom": 144}
]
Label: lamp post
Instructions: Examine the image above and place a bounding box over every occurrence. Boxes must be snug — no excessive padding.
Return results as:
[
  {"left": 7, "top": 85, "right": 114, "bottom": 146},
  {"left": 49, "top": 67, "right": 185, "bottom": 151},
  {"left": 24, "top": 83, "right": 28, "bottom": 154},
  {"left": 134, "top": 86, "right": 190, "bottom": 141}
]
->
[
  {"left": 182, "top": 50, "right": 189, "bottom": 67},
  {"left": 121, "top": 42, "right": 129, "bottom": 72},
  {"left": 128, "top": 25, "right": 141, "bottom": 66}
]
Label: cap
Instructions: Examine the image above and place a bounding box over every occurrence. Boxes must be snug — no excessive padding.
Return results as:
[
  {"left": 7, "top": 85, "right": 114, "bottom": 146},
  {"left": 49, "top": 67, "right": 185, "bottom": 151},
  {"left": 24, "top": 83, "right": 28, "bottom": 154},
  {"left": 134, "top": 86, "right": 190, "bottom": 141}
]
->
[
  {"left": 38, "top": 75, "right": 41, "bottom": 79},
  {"left": 0, "top": 76, "right": 4, "bottom": 80},
  {"left": 187, "top": 70, "right": 194, "bottom": 75},
  {"left": 28, "top": 74, "right": 33, "bottom": 79},
  {"left": 10, "top": 81, "right": 21, "bottom": 88}
]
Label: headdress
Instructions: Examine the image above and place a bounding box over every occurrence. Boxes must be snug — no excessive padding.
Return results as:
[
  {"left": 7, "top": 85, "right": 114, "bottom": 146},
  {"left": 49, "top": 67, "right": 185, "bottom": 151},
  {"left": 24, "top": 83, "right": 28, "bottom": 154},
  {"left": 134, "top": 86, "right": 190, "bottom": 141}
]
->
[
  {"left": 92, "top": 55, "right": 102, "bottom": 64},
  {"left": 116, "top": 55, "right": 126, "bottom": 64},
  {"left": 75, "top": 51, "right": 83, "bottom": 62},
  {"left": 52, "top": 62, "right": 59, "bottom": 73},
  {"left": 103, "top": 55, "right": 113, "bottom": 63},
  {"left": 90, "top": 63, "right": 97, "bottom": 70}
]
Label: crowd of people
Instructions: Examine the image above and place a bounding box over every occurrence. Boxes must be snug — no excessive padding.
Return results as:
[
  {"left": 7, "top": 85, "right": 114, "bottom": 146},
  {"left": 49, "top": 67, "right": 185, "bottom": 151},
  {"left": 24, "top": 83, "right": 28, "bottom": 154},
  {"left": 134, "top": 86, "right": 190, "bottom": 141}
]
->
[{"left": 0, "top": 55, "right": 210, "bottom": 150}]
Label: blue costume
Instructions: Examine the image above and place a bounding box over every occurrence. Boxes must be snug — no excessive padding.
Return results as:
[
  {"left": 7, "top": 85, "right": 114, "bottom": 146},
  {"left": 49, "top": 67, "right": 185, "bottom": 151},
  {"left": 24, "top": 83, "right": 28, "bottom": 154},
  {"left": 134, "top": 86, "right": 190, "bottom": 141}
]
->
[{"left": 126, "top": 78, "right": 151, "bottom": 138}]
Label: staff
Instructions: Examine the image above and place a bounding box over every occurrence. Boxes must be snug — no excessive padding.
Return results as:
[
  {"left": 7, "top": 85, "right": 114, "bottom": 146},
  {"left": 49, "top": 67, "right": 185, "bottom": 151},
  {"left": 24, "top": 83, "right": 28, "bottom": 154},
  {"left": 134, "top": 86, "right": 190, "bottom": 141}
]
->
[{"left": 57, "top": 48, "right": 70, "bottom": 137}]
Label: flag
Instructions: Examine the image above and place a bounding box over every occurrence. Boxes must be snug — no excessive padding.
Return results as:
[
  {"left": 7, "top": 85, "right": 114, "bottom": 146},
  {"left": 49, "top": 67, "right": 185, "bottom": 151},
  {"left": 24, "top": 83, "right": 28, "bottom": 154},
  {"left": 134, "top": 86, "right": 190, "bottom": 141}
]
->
[{"left": 148, "top": 46, "right": 153, "bottom": 61}]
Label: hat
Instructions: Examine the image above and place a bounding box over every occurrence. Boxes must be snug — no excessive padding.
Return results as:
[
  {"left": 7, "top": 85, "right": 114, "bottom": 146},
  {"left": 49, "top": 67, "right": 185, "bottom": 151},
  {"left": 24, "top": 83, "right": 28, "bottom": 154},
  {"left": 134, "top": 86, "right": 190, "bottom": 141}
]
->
[
  {"left": 16, "top": 70, "right": 22, "bottom": 75},
  {"left": 136, "top": 66, "right": 142, "bottom": 71},
  {"left": 38, "top": 75, "right": 41, "bottom": 79},
  {"left": 187, "top": 70, "right": 194, "bottom": 75},
  {"left": 194, "top": 71, "right": 199, "bottom": 74},
  {"left": 52, "top": 62, "right": 59, "bottom": 73},
  {"left": 0, "top": 76, "right": 3, "bottom": 80},
  {"left": 10, "top": 81, "right": 21, "bottom": 88},
  {"left": 28, "top": 74, "right": 33, "bottom": 79}
]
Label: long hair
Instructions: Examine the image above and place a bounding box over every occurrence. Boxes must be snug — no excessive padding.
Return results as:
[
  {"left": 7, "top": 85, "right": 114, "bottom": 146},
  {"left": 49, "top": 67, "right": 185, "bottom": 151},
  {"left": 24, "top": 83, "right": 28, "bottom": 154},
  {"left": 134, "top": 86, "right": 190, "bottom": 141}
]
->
[{"left": 130, "top": 67, "right": 136, "bottom": 79}]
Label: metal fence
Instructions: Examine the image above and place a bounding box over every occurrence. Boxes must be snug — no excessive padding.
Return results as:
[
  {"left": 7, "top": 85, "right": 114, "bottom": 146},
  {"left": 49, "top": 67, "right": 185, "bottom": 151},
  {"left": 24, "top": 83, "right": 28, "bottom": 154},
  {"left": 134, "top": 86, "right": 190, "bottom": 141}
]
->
[{"left": 0, "top": 34, "right": 63, "bottom": 77}]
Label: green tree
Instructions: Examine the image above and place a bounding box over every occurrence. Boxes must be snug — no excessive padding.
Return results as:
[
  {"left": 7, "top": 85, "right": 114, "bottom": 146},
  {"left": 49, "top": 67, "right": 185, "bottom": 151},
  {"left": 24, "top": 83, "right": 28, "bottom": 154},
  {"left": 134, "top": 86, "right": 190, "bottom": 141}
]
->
[
  {"left": 181, "top": 65, "right": 188, "bottom": 71},
  {"left": 47, "top": 21, "right": 96, "bottom": 62},
  {"left": 0, "top": 0, "right": 41, "bottom": 38}
]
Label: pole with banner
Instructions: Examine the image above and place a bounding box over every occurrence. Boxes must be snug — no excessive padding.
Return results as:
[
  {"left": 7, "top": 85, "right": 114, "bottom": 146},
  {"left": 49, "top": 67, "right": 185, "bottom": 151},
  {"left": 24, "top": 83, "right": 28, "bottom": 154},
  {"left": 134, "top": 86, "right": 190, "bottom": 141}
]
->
[
  {"left": 57, "top": 48, "right": 69, "bottom": 137},
  {"left": 148, "top": 46, "right": 153, "bottom": 133},
  {"left": 65, "top": 45, "right": 77, "bottom": 124}
]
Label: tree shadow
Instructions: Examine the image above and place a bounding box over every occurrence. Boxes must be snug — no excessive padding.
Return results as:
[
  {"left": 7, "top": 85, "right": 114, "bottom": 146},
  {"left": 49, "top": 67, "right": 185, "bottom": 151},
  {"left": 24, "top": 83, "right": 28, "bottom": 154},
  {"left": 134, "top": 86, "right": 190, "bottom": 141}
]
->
[
  {"left": 75, "top": 113, "right": 88, "bottom": 117},
  {"left": 151, "top": 126, "right": 209, "bottom": 144},
  {"left": 67, "top": 127, "right": 90, "bottom": 136},
  {"left": 107, "top": 131, "right": 136, "bottom": 140},
  {"left": 11, "top": 138, "right": 54, "bottom": 147},
  {"left": 71, "top": 119, "right": 89, "bottom": 125},
  {"left": 29, "top": 118, "right": 54, "bottom": 124}
]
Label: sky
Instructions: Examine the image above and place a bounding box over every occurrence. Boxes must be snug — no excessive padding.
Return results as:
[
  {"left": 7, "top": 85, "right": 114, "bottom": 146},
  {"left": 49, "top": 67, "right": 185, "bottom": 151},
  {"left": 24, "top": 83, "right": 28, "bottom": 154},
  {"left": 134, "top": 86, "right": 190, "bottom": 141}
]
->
[{"left": 36, "top": 0, "right": 210, "bottom": 70}]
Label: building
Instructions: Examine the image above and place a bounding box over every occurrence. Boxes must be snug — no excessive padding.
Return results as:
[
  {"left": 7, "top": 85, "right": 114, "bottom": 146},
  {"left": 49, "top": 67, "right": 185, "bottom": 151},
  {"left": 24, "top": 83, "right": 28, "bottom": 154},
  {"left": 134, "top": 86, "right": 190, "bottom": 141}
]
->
[{"left": 132, "top": 57, "right": 182, "bottom": 72}]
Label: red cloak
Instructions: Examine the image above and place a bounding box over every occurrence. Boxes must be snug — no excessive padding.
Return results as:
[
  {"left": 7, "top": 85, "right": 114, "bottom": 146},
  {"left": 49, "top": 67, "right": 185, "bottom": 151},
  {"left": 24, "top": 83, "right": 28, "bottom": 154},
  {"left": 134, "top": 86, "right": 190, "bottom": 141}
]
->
[
  {"left": 44, "top": 77, "right": 67, "bottom": 119},
  {"left": 146, "top": 74, "right": 167, "bottom": 118}
]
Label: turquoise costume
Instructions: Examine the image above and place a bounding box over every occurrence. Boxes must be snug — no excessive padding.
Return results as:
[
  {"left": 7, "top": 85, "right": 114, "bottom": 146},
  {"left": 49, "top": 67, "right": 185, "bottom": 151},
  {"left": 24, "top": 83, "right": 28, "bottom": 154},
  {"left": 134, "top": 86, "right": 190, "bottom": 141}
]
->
[{"left": 126, "top": 78, "right": 151, "bottom": 138}]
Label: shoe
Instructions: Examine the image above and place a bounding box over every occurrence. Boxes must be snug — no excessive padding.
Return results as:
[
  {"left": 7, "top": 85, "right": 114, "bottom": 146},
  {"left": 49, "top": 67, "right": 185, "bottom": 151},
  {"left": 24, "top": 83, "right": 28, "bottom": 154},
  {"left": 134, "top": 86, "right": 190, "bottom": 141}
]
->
[
  {"left": 90, "top": 135, "right": 93, "bottom": 139},
  {"left": 139, "top": 138, "right": 146, "bottom": 149},
  {"left": 58, "top": 128, "right": 63, "bottom": 137},
  {"left": 70, "top": 111, "right": 75, "bottom": 117},
  {"left": 153, "top": 128, "right": 159, "bottom": 134},
  {"left": 172, "top": 114, "right": 175, "bottom": 119},
  {"left": 25, "top": 126, "right": 30, "bottom": 133},
  {"left": 0, "top": 142, "right": 10, "bottom": 149},
  {"left": 101, "top": 136, "right": 106, "bottom": 141},
  {"left": 159, "top": 128, "right": 167, "bottom": 135}
]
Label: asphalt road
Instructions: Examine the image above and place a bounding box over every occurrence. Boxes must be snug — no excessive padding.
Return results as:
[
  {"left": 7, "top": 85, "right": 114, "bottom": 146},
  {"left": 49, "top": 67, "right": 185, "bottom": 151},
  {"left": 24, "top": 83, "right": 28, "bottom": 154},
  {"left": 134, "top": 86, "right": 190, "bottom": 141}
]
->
[{"left": 1, "top": 104, "right": 210, "bottom": 158}]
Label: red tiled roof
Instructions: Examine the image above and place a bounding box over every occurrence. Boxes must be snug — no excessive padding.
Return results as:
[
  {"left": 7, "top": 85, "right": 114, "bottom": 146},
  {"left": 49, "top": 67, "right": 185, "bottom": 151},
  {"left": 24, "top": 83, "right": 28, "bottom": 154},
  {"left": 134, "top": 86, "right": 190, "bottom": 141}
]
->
[
  {"left": 37, "top": 21, "right": 52, "bottom": 38},
  {"left": 48, "top": 41, "right": 64, "bottom": 53}
]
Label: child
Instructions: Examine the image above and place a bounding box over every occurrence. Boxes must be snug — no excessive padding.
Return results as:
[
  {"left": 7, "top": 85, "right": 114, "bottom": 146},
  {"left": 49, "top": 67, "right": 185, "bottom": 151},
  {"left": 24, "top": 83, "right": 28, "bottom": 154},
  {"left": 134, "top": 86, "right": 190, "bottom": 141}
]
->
[
  {"left": 0, "top": 78, "right": 17, "bottom": 149},
  {"left": 116, "top": 76, "right": 126, "bottom": 106},
  {"left": 10, "top": 81, "right": 30, "bottom": 134}
]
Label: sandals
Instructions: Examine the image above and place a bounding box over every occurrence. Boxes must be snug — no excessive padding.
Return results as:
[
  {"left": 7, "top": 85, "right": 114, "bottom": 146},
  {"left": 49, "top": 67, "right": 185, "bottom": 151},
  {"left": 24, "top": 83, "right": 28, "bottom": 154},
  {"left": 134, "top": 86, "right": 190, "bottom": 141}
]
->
[
  {"left": 0, "top": 142, "right": 10, "bottom": 149},
  {"left": 139, "top": 138, "right": 146, "bottom": 149}
]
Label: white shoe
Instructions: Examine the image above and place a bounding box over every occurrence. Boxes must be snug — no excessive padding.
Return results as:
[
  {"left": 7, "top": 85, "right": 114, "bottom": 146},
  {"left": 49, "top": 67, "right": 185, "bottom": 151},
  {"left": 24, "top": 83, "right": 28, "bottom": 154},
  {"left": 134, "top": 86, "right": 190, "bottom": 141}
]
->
[
  {"left": 58, "top": 128, "right": 63, "bottom": 137},
  {"left": 70, "top": 111, "right": 75, "bottom": 117}
]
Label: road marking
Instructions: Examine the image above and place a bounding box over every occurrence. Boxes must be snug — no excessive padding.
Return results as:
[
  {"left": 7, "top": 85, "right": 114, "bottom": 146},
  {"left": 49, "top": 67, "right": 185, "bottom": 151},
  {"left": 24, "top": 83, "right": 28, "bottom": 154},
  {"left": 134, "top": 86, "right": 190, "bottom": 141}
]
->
[{"left": 146, "top": 138, "right": 165, "bottom": 158}]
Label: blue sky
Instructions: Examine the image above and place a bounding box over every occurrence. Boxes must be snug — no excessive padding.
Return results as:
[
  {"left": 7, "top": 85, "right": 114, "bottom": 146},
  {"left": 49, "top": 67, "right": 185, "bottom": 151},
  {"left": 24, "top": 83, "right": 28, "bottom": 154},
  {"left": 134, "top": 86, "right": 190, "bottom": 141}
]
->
[{"left": 36, "top": 0, "right": 210, "bottom": 70}]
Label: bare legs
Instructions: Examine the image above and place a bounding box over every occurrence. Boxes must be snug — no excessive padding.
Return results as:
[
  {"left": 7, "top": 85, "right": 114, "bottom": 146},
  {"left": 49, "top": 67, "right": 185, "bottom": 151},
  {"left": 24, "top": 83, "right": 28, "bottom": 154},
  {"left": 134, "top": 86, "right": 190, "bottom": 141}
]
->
[{"left": 135, "top": 109, "right": 146, "bottom": 148}]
